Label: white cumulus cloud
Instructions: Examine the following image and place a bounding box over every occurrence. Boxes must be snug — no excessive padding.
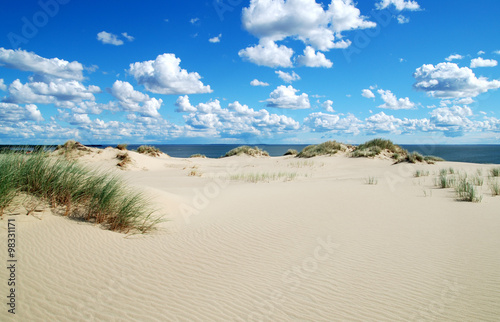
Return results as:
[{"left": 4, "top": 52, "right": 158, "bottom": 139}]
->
[
  {"left": 377, "top": 89, "right": 415, "bottom": 110},
  {"left": 361, "top": 89, "right": 375, "bottom": 98},
  {"left": 470, "top": 57, "right": 498, "bottom": 68},
  {"left": 275, "top": 70, "right": 301, "bottom": 83},
  {"left": 109, "top": 80, "right": 162, "bottom": 118},
  {"left": 397, "top": 15, "right": 410, "bottom": 24},
  {"left": 0, "top": 79, "right": 6, "bottom": 91},
  {"left": 175, "top": 97, "right": 300, "bottom": 137},
  {"left": 375, "top": 0, "right": 421, "bottom": 11},
  {"left": 0, "top": 48, "right": 84, "bottom": 80},
  {"left": 240, "top": 0, "right": 376, "bottom": 67},
  {"left": 209, "top": 34, "right": 222, "bottom": 43},
  {"left": 97, "top": 32, "right": 134, "bottom": 45},
  {"left": 238, "top": 40, "right": 294, "bottom": 68},
  {"left": 242, "top": 0, "right": 373, "bottom": 50},
  {"left": 5, "top": 77, "right": 101, "bottom": 107},
  {"left": 413, "top": 62, "right": 500, "bottom": 98},
  {"left": 128, "top": 53, "right": 212, "bottom": 95},
  {"left": 445, "top": 54, "right": 463, "bottom": 62},
  {"left": 97, "top": 31, "right": 124, "bottom": 46},
  {"left": 0, "top": 102, "right": 44, "bottom": 123},
  {"left": 265, "top": 85, "right": 310, "bottom": 109},
  {"left": 429, "top": 105, "right": 474, "bottom": 137},
  {"left": 365, "top": 112, "right": 403, "bottom": 134},
  {"left": 304, "top": 112, "right": 362, "bottom": 134},
  {"left": 121, "top": 32, "right": 135, "bottom": 42},
  {"left": 175, "top": 95, "right": 197, "bottom": 112},
  {"left": 250, "top": 79, "right": 269, "bottom": 87},
  {"left": 296, "top": 46, "right": 333, "bottom": 68},
  {"left": 322, "top": 100, "right": 334, "bottom": 112}
]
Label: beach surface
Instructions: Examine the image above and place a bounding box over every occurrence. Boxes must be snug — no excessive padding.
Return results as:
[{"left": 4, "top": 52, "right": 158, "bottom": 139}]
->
[{"left": 1, "top": 148, "right": 500, "bottom": 321}]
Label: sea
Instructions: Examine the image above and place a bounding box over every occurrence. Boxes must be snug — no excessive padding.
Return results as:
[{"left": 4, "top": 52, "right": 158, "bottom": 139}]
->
[{"left": 1, "top": 144, "right": 500, "bottom": 164}]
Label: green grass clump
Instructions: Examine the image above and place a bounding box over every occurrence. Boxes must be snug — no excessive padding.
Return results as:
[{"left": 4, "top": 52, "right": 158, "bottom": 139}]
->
[
  {"left": 424, "top": 156, "right": 445, "bottom": 164},
  {"left": 0, "top": 152, "right": 159, "bottom": 233},
  {"left": 406, "top": 151, "right": 424, "bottom": 163},
  {"left": 357, "top": 138, "right": 403, "bottom": 153},
  {"left": 353, "top": 139, "right": 409, "bottom": 159},
  {"left": 288, "top": 160, "right": 315, "bottom": 168},
  {"left": 436, "top": 173, "right": 455, "bottom": 188},
  {"left": 414, "top": 170, "right": 430, "bottom": 177},
  {"left": 490, "top": 167, "right": 500, "bottom": 177},
  {"left": 116, "top": 152, "right": 132, "bottom": 168},
  {"left": 136, "top": 145, "right": 161, "bottom": 157},
  {"left": 297, "top": 141, "right": 345, "bottom": 158},
  {"left": 189, "top": 154, "right": 206, "bottom": 158},
  {"left": 471, "top": 174, "right": 484, "bottom": 186},
  {"left": 223, "top": 146, "right": 270, "bottom": 157},
  {"left": 365, "top": 177, "right": 378, "bottom": 185},
  {"left": 455, "top": 177, "right": 482, "bottom": 202},
  {"left": 0, "top": 153, "right": 21, "bottom": 214},
  {"left": 116, "top": 144, "right": 128, "bottom": 151},
  {"left": 490, "top": 181, "right": 500, "bottom": 196},
  {"left": 352, "top": 146, "right": 382, "bottom": 158},
  {"left": 392, "top": 153, "right": 402, "bottom": 161},
  {"left": 284, "top": 149, "right": 298, "bottom": 156},
  {"left": 230, "top": 172, "right": 297, "bottom": 183}
]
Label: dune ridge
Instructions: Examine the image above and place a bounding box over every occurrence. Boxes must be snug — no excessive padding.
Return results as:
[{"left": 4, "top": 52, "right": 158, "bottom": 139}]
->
[{"left": 1, "top": 145, "right": 500, "bottom": 321}]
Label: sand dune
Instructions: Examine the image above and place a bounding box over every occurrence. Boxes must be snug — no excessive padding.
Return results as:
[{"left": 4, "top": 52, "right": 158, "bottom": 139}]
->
[{"left": 1, "top": 150, "right": 500, "bottom": 321}]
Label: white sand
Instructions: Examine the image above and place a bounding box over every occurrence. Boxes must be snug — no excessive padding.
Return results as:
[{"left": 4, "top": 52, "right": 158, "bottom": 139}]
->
[{"left": 1, "top": 149, "right": 500, "bottom": 321}]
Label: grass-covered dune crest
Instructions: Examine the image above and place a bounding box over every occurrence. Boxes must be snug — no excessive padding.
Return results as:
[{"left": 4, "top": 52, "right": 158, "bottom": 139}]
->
[
  {"left": 223, "top": 146, "right": 270, "bottom": 157},
  {"left": 297, "top": 141, "right": 352, "bottom": 158},
  {"left": 0, "top": 151, "right": 160, "bottom": 233},
  {"left": 351, "top": 138, "right": 445, "bottom": 164}
]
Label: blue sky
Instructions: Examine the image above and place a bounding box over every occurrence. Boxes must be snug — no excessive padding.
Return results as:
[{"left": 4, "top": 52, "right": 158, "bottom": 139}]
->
[{"left": 0, "top": 0, "right": 499, "bottom": 145}]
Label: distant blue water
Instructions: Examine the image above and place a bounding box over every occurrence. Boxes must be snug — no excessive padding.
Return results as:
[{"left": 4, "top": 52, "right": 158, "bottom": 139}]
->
[
  {"left": 400, "top": 145, "right": 500, "bottom": 165},
  {"left": 124, "top": 144, "right": 500, "bottom": 164}
]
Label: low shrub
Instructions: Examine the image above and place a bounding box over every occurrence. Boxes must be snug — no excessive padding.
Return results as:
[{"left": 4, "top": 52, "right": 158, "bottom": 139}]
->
[
  {"left": 284, "top": 149, "right": 298, "bottom": 156},
  {"left": 116, "top": 144, "right": 128, "bottom": 151},
  {"left": 116, "top": 152, "right": 132, "bottom": 168},
  {"left": 137, "top": 145, "right": 161, "bottom": 157}
]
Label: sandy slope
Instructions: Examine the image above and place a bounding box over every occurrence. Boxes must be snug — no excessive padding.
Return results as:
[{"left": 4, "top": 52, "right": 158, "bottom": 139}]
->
[{"left": 1, "top": 149, "right": 500, "bottom": 321}]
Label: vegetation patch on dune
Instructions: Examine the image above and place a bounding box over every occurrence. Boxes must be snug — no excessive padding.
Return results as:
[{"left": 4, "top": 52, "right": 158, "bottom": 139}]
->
[
  {"left": 455, "top": 176, "right": 482, "bottom": 202},
  {"left": 284, "top": 149, "right": 298, "bottom": 156},
  {"left": 116, "top": 144, "right": 128, "bottom": 151},
  {"left": 223, "top": 146, "right": 270, "bottom": 157},
  {"left": 353, "top": 138, "right": 404, "bottom": 158},
  {"left": 352, "top": 139, "right": 444, "bottom": 164},
  {"left": 0, "top": 151, "right": 160, "bottom": 233},
  {"left": 434, "top": 169, "right": 485, "bottom": 202},
  {"left": 297, "top": 141, "right": 347, "bottom": 158},
  {"left": 116, "top": 152, "right": 132, "bottom": 168},
  {"left": 136, "top": 145, "right": 162, "bottom": 157},
  {"left": 55, "top": 140, "right": 92, "bottom": 159},
  {"left": 490, "top": 180, "right": 500, "bottom": 196},
  {"left": 190, "top": 154, "right": 206, "bottom": 158},
  {"left": 230, "top": 172, "right": 298, "bottom": 183}
]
